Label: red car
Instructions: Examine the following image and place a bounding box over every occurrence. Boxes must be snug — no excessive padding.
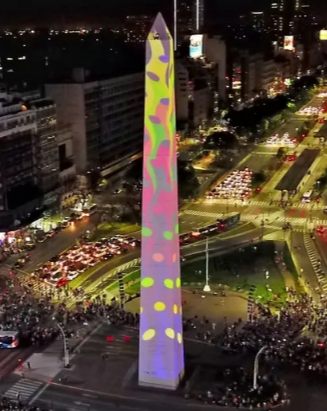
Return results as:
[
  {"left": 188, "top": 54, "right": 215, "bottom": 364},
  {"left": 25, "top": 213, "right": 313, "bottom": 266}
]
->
[
  {"left": 316, "top": 226, "right": 327, "bottom": 235},
  {"left": 285, "top": 154, "right": 297, "bottom": 162}
]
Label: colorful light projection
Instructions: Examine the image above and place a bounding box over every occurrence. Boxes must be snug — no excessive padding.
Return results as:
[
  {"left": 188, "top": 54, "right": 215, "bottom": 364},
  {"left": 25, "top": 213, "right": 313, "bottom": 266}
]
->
[{"left": 138, "top": 13, "right": 184, "bottom": 390}]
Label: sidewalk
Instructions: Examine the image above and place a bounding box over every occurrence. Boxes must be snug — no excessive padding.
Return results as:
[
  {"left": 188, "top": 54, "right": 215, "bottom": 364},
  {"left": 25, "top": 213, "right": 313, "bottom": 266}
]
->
[{"left": 14, "top": 321, "right": 101, "bottom": 383}]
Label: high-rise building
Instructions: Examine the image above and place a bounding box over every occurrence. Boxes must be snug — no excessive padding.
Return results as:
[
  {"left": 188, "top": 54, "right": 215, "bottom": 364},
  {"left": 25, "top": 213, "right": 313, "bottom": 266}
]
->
[
  {"left": 0, "top": 91, "right": 61, "bottom": 230},
  {"left": 139, "top": 13, "right": 184, "bottom": 390},
  {"left": 269, "top": 0, "right": 311, "bottom": 44},
  {"left": 204, "top": 35, "right": 227, "bottom": 101},
  {"left": 46, "top": 69, "right": 144, "bottom": 175},
  {"left": 250, "top": 11, "right": 265, "bottom": 33},
  {"left": 175, "top": 0, "right": 204, "bottom": 48}
]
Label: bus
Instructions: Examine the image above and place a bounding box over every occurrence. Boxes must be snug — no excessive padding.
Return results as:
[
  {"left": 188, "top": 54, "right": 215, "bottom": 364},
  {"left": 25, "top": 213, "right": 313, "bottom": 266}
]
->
[
  {"left": 302, "top": 190, "right": 313, "bottom": 203},
  {"left": 0, "top": 331, "right": 19, "bottom": 348}
]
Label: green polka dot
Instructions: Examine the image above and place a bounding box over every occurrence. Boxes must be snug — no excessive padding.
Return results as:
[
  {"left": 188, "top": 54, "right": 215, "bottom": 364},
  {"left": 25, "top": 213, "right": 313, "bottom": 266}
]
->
[
  {"left": 175, "top": 224, "right": 179, "bottom": 234},
  {"left": 163, "top": 230, "right": 173, "bottom": 240},
  {"left": 142, "top": 227, "right": 153, "bottom": 237},
  {"left": 164, "top": 278, "right": 174, "bottom": 289},
  {"left": 142, "top": 277, "right": 154, "bottom": 288},
  {"left": 175, "top": 278, "right": 181, "bottom": 288}
]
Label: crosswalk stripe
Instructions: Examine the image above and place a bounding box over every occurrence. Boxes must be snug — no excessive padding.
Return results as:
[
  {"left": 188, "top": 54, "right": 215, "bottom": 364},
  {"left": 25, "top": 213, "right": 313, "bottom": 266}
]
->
[
  {"left": 4, "top": 378, "right": 43, "bottom": 401},
  {"left": 184, "top": 210, "right": 224, "bottom": 218}
]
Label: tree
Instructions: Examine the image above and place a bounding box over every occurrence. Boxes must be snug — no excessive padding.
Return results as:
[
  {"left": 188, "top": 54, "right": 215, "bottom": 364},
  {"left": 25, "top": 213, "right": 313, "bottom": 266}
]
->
[
  {"left": 204, "top": 132, "right": 238, "bottom": 150},
  {"left": 125, "top": 158, "right": 143, "bottom": 181},
  {"left": 253, "top": 171, "right": 266, "bottom": 185},
  {"left": 276, "top": 147, "right": 286, "bottom": 159},
  {"left": 178, "top": 161, "right": 199, "bottom": 199}
]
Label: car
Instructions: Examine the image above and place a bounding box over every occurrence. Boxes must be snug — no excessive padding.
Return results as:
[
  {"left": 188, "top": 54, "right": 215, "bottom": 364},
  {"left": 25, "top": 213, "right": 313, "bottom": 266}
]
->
[
  {"left": 113, "top": 189, "right": 123, "bottom": 194},
  {"left": 316, "top": 226, "right": 327, "bottom": 235},
  {"left": 103, "top": 253, "right": 114, "bottom": 260},
  {"left": 67, "top": 271, "right": 79, "bottom": 280},
  {"left": 25, "top": 242, "right": 36, "bottom": 250},
  {"left": 46, "top": 230, "right": 56, "bottom": 238}
]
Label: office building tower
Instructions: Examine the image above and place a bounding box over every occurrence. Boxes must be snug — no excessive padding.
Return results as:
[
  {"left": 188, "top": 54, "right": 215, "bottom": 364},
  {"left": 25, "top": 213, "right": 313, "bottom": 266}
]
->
[
  {"left": 250, "top": 11, "right": 265, "bottom": 33},
  {"left": 139, "top": 13, "right": 184, "bottom": 390},
  {"left": 46, "top": 69, "right": 144, "bottom": 175},
  {"left": 0, "top": 91, "right": 60, "bottom": 230},
  {"left": 175, "top": 0, "right": 204, "bottom": 47}
]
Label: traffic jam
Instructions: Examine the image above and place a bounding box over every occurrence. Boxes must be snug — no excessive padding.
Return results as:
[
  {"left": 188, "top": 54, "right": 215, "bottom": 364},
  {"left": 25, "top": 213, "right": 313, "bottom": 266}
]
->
[
  {"left": 266, "top": 132, "right": 297, "bottom": 147},
  {"left": 206, "top": 168, "right": 253, "bottom": 200},
  {"left": 30, "top": 236, "right": 140, "bottom": 288}
]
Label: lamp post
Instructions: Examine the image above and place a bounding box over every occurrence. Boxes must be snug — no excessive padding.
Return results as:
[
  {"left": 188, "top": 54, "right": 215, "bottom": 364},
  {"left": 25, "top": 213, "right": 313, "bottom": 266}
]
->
[
  {"left": 173, "top": 0, "right": 177, "bottom": 51},
  {"left": 253, "top": 346, "right": 267, "bottom": 389},
  {"left": 54, "top": 320, "right": 70, "bottom": 368},
  {"left": 203, "top": 236, "right": 211, "bottom": 292}
]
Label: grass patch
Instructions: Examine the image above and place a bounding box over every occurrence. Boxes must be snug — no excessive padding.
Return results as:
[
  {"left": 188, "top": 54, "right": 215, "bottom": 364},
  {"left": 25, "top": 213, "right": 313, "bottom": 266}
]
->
[
  {"left": 182, "top": 242, "right": 287, "bottom": 304},
  {"left": 100, "top": 242, "right": 289, "bottom": 305},
  {"left": 125, "top": 282, "right": 141, "bottom": 295},
  {"left": 93, "top": 223, "right": 140, "bottom": 240},
  {"left": 70, "top": 262, "right": 107, "bottom": 288},
  {"left": 282, "top": 243, "right": 298, "bottom": 278},
  {"left": 106, "top": 269, "right": 140, "bottom": 293}
]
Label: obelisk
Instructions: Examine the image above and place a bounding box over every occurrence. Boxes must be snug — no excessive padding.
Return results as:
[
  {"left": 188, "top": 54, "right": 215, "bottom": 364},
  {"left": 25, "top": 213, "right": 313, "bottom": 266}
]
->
[{"left": 138, "top": 13, "right": 184, "bottom": 390}]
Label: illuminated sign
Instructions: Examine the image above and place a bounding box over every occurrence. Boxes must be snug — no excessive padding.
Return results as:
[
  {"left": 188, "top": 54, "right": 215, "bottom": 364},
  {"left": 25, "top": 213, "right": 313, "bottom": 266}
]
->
[
  {"left": 139, "top": 13, "right": 184, "bottom": 390},
  {"left": 320, "top": 30, "right": 327, "bottom": 41},
  {"left": 189, "top": 34, "right": 203, "bottom": 58},
  {"left": 284, "top": 35, "right": 294, "bottom": 51}
]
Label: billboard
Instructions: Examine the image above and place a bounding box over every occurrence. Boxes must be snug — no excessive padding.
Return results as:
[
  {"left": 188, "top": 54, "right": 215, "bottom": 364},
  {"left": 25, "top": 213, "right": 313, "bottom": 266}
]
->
[
  {"left": 190, "top": 34, "right": 203, "bottom": 58},
  {"left": 284, "top": 35, "right": 294, "bottom": 51},
  {"left": 320, "top": 30, "right": 327, "bottom": 41}
]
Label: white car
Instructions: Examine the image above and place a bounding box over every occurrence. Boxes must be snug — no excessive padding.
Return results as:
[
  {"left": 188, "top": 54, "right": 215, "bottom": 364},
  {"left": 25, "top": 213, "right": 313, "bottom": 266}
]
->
[{"left": 67, "top": 271, "right": 79, "bottom": 280}]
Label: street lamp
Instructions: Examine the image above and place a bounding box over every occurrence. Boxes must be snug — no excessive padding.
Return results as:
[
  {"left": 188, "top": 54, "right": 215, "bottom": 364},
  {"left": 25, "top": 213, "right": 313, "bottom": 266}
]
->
[
  {"left": 53, "top": 319, "right": 70, "bottom": 368},
  {"left": 203, "top": 236, "right": 211, "bottom": 292},
  {"left": 253, "top": 345, "right": 267, "bottom": 389}
]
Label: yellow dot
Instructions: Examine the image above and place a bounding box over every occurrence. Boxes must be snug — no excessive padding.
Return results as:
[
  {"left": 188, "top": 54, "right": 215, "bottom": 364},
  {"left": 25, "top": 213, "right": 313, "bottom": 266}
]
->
[
  {"left": 175, "top": 278, "right": 181, "bottom": 288},
  {"left": 164, "top": 278, "right": 174, "bottom": 289},
  {"left": 173, "top": 304, "right": 178, "bottom": 314},
  {"left": 165, "top": 328, "right": 175, "bottom": 339},
  {"left": 154, "top": 301, "right": 166, "bottom": 311},
  {"left": 177, "top": 333, "right": 182, "bottom": 344},
  {"left": 142, "top": 329, "right": 156, "bottom": 341},
  {"left": 140, "top": 306, "right": 143, "bottom": 314}
]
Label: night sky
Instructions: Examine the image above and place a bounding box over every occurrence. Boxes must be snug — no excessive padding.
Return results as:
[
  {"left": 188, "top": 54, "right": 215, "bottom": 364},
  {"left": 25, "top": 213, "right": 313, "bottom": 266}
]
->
[{"left": 0, "top": 0, "right": 324, "bottom": 26}]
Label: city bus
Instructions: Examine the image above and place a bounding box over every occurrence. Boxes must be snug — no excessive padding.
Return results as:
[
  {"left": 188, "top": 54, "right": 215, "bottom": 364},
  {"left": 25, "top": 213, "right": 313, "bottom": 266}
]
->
[
  {"left": 0, "top": 331, "right": 19, "bottom": 348},
  {"left": 302, "top": 190, "right": 313, "bottom": 203}
]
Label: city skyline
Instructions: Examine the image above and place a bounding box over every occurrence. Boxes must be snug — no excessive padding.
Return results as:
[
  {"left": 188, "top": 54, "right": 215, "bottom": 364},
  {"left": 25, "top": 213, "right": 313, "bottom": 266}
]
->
[{"left": 0, "top": 0, "right": 325, "bottom": 27}]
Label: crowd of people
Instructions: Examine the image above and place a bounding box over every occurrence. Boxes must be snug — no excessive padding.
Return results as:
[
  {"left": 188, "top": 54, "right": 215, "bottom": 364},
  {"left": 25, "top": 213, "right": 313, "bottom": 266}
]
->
[
  {"left": 0, "top": 284, "right": 58, "bottom": 347},
  {"left": 0, "top": 275, "right": 139, "bottom": 349},
  {"left": 0, "top": 397, "right": 48, "bottom": 411},
  {"left": 220, "top": 292, "right": 327, "bottom": 379},
  {"left": 187, "top": 368, "right": 289, "bottom": 409},
  {"left": 183, "top": 289, "right": 327, "bottom": 408}
]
